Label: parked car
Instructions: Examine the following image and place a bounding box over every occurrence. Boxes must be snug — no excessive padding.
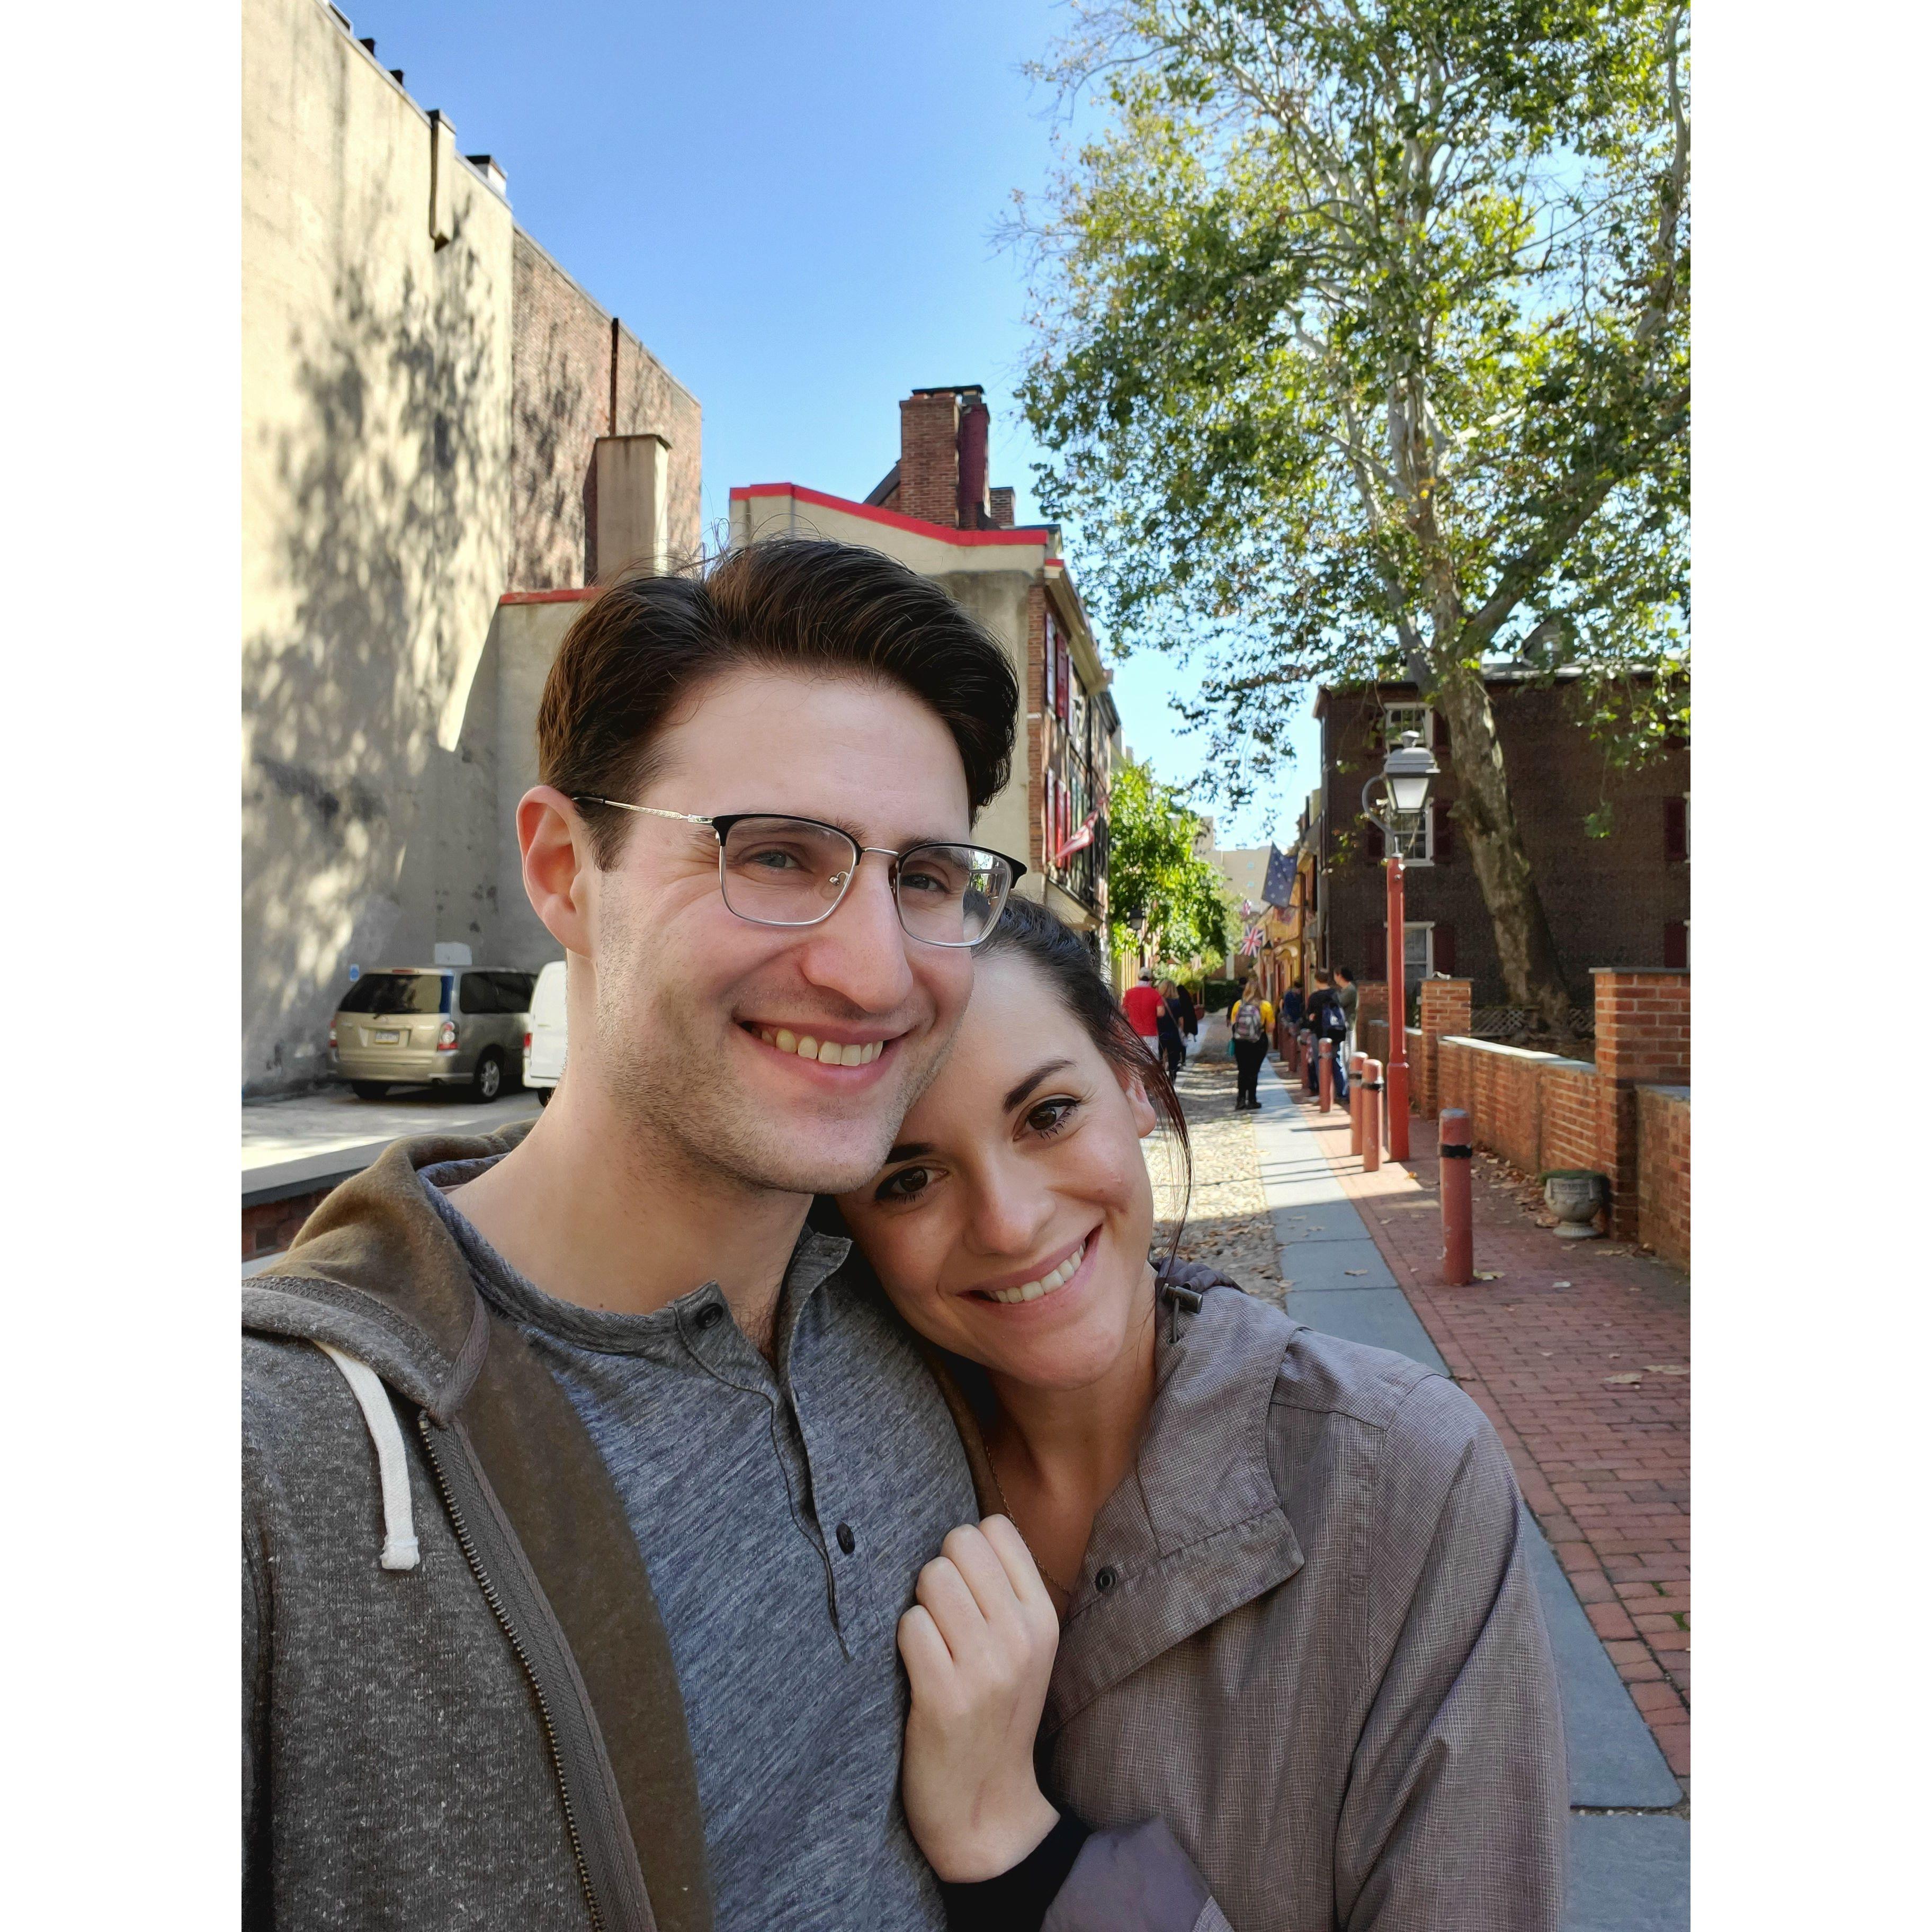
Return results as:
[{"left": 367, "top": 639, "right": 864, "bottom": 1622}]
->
[
  {"left": 330, "top": 967, "right": 536, "bottom": 1101},
  {"left": 523, "top": 960, "right": 567, "bottom": 1103}
]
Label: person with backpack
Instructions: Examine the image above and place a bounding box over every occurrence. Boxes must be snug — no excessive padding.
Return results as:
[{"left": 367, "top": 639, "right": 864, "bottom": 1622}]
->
[
  {"left": 1228, "top": 976, "right": 1274, "bottom": 1110},
  {"left": 1307, "top": 971, "right": 1350, "bottom": 1103},
  {"left": 1156, "top": 979, "right": 1187, "bottom": 1081}
]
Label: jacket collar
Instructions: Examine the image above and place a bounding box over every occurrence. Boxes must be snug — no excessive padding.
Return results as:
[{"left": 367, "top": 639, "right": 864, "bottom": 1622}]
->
[{"left": 1044, "top": 1285, "right": 1305, "bottom": 1734}]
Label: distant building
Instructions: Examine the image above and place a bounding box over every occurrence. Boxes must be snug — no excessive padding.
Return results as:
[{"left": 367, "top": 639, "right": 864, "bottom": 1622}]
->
[
  {"left": 243, "top": 0, "right": 701, "bottom": 1092},
  {"left": 730, "top": 384, "right": 1121, "bottom": 950},
  {"left": 1297, "top": 673, "right": 1688, "bottom": 1014}
]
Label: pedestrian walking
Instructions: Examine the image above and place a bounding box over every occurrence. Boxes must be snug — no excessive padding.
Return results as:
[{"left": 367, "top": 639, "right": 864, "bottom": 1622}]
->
[
  {"left": 1229, "top": 976, "right": 1273, "bottom": 1110},
  {"left": 1334, "top": 963, "right": 1359, "bottom": 1064},
  {"left": 1122, "top": 968, "right": 1164, "bottom": 1063},
  {"left": 1156, "top": 980, "right": 1186, "bottom": 1081},
  {"left": 1308, "top": 971, "right": 1350, "bottom": 1102},
  {"left": 1281, "top": 982, "right": 1305, "bottom": 1032},
  {"left": 1175, "top": 980, "right": 1201, "bottom": 1062}
]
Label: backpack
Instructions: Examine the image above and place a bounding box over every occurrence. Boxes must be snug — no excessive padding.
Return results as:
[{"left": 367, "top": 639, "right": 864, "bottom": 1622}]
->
[
  {"left": 1313, "top": 991, "right": 1348, "bottom": 1039},
  {"left": 1232, "top": 1000, "right": 1265, "bottom": 1043}
]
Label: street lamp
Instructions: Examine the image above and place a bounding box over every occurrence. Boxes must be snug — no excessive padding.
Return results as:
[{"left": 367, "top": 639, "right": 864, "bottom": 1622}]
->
[{"left": 1362, "top": 729, "right": 1439, "bottom": 1161}]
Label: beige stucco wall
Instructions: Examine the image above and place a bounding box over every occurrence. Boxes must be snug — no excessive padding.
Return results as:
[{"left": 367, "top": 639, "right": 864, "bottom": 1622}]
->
[
  {"left": 243, "top": 0, "right": 514, "bottom": 1089},
  {"left": 728, "top": 491, "right": 1043, "bottom": 862}
]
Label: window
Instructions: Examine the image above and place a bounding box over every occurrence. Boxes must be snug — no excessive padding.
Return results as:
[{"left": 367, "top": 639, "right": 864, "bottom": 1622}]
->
[
  {"left": 459, "top": 972, "right": 500, "bottom": 1015},
  {"left": 490, "top": 971, "right": 536, "bottom": 1012},
  {"left": 339, "top": 971, "right": 451, "bottom": 1016},
  {"left": 1054, "top": 625, "right": 1071, "bottom": 723},
  {"left": 1405, "top": 923, "right": 1433, "bottom": 986},
  {"left": 1383, "top": 703, "right": 1433, "bottom": 750},
  {"left": 1663, "top": 920, "right": 1688, "bottom": 969}
]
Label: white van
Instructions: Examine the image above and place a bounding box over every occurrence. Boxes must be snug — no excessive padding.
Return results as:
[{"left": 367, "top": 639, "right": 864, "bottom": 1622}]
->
[{"left": 523, "top": 960, "right": 568, "bottom": 1102}]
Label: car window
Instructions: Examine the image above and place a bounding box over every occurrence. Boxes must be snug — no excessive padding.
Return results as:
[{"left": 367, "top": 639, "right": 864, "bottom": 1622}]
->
[
  {"left": 459, "top": 972, "right": 499, "bottom": 1015},
  {"left": 491, "top": 971, "right": 535, "bottom": 1012},
  {"left": 339, "top": 972, "right": 449, "bottom": 1016}
]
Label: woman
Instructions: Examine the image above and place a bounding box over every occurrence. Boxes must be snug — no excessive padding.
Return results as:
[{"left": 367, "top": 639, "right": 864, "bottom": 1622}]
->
[
  {"left": 1155, "top": 979, "right": 1186, "bottom": 1082},
  {"left": 834, "top": 900, "right": 1563, "bottom": 1931},
  {"left": 1228, "top": 974, "right": 1273, "bottom": 1111}
]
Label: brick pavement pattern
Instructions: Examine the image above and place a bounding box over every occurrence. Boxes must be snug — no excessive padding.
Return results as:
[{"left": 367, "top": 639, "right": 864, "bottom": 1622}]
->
[{"left": 1287, "top": 1085, "right": 1690, "bottom": 1782}]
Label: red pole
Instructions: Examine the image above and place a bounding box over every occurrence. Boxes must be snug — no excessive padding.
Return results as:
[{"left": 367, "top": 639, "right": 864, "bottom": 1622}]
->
[
  {"left": 1387, "top": 846, "right": 1411, "bottom": 1160},
  {"left": 1319, "top": 1040, "right": 1334, "bottom": 1112},
  {"left": 1362, "top": 1060, "right": 1383, "bottom": 1171},
  {"left": 1348, "top": 1053, "right": 1366, "bottom": 1157},
  {"left": 1439, "top": 1107, "right": 1474, "bottom": 1284}
]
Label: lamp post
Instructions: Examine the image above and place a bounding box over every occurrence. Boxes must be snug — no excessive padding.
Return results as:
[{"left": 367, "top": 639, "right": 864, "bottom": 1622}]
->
[{"left": 1362, "top": 729, "right": 1439, "bottom": 1162}]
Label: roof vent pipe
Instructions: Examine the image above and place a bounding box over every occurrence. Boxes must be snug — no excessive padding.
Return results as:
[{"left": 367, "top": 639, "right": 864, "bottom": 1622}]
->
[{"left": 956, "top": 393, "right": 990, "bottom": 530}]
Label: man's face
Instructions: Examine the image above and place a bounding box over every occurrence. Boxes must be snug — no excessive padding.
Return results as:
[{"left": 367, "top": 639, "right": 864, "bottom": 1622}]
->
[{"left": 576, "top": 666, "right": 980, "bottom": 1196}]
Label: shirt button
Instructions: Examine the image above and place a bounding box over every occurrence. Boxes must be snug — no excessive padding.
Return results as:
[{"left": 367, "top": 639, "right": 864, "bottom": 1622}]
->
[
  {"left": 1094, "top": 1566, "right": 1119, "bottom": 1594},
  {"left": 695, "top": 1304, "right": 724, "bottom": 1332},
  {"left": 836, "top": 1523, "right": 856, "bottom": 1555}
]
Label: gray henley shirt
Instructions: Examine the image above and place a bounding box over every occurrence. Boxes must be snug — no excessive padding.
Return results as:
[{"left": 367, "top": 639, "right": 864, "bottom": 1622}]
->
[{"left": 419, "top": 1156, "right": 973, "bottom": 1930}]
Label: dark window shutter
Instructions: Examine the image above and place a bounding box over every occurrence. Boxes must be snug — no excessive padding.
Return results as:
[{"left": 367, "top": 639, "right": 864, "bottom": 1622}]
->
[
  {"left": 1663, "top": 920, "right": 1688, "bottom": 968},
  {"left": 1434, "top": 922, "right": 1456, "bottom": 974},
  {"left": 1665, "top": 797, "right": 1687, "bottom": 862},
  {"left": 1364, "top": 817, "right": 1384, "bottom": 861},
  {"left": 1433, "top": 802, "right": 1454, "bottom": 863},
  {"left": 1365, "top": 926, "right": 1387, "bottom": 977}
]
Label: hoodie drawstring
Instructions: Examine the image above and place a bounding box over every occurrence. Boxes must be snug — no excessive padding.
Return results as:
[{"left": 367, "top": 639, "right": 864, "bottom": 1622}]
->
[{"left": 314, "top": 1343, "right": 422, "bottom": 1571}]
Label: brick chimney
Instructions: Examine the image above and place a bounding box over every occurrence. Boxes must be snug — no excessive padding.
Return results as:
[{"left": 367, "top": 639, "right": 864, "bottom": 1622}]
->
[{"left": 899, "top": 390, "right": 962, "bottom": 526}]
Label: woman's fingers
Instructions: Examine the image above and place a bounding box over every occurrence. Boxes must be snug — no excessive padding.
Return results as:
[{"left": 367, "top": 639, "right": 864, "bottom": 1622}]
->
[
  {"left": 976, "top": 1515, "right": 1053, "bottom": 1613},
  {"left": 897, "top": 1603, "right": 954, "bottom": 1694},
  {"left": 942, "top": 1522, "right": 1031, "bottom": 1626},
  {"left": 914, "top": 1553, "right": 992, "bottom": 1662}
]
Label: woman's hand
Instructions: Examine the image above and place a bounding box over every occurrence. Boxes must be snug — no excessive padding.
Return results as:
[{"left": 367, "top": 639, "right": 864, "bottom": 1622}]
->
[{"left": 897, "top": 1516, "right": 1063, "bottom": 1883}]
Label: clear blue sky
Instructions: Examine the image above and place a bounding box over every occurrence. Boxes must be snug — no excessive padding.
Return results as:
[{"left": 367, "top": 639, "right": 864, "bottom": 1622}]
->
[{"left": 356, "top": 0, "right": 1317, "bottom": 846}]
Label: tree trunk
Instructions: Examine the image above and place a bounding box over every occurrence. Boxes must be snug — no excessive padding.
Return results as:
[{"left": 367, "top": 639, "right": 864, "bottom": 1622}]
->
[{"left": 1433, "top": 666, "right": 1573, "bottom": 1028}]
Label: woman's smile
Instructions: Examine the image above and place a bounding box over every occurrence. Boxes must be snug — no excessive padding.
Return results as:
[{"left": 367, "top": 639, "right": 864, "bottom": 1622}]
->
[{"left": 968, "top": 1227, "right": 1102, "bottom": 1307}]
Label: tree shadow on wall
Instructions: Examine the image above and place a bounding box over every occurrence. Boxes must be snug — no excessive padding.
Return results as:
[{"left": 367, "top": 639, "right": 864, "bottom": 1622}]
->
[{"left": 243, "top": 217, "right": 502, "bottom": 1092}]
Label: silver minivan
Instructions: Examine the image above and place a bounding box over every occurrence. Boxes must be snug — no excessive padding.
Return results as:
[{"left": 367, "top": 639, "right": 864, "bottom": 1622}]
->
[{"left": 330, "top": 967, "right": 535, "bottom": 1101}]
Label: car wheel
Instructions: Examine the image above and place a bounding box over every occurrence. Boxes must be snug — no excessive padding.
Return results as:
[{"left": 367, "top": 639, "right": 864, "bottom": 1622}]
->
[
  {"left": 535, "top": 1086, "right": 552, "bottom": 1106},
  {"left": 473, "top": 1050, "right": 504, "bottom": 1102},
  {"left": 351, "top": 1081, "right": 389, "bottom": 1101}
]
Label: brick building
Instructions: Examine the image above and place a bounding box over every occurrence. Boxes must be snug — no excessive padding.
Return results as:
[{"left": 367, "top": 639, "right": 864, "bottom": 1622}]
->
[
  {"left": 1303, "top": 672, "right": 1689, "bottom": 1014},
  {"left": 243, "top": 0, "right": 701, "bottom": 1090},
  {"left": 730, "top": 385, "right": 1121, "bottom": 952}
]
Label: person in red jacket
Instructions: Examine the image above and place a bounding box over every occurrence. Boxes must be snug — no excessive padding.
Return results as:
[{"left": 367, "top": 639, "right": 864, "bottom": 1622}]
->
[{"left": 1121, "top": 970, "right": 1164, "bottom": 1059}]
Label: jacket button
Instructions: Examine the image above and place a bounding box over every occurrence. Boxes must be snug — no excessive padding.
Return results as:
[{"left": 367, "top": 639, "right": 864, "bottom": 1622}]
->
[
  {"left": 1094, "top": 1566, "right": 1118, "bottom": 1594},
  {"left": 695, "top": 1304, "right": 724, "bottom": 1331},
  {"left": 836, "top": 1523, "right": 856, "bottom": 1554}
]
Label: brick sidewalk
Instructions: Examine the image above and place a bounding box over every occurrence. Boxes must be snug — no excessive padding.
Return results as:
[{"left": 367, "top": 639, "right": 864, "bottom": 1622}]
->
[{"left": 1286, "top": 1081, "right": 1691, "bottom": 1783}]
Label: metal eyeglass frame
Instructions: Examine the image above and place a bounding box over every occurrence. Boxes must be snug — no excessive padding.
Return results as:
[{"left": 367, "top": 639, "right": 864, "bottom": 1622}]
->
[{"left": 573, "top": 799, "right": 1028, "bottom": 949}]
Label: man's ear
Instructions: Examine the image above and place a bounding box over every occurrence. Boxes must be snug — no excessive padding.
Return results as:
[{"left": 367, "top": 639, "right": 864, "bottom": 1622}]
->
[
  {"left": 519, "top": 786, "right": 598, "bottom": 954},
  {"left": 1113, "top": 1060, "right": 1162, "bottom": 1141}
]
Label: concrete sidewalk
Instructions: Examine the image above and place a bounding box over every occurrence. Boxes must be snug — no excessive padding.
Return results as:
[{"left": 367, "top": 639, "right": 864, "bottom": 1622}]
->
[{"left": 1251, "top": 1057, "right": 1687, "bottom": 1932}]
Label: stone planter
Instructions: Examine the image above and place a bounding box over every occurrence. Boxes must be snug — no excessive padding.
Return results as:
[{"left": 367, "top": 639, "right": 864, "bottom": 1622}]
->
[{"left": 1543, "top": 1169, "right": 1607, "bottom": 1240}]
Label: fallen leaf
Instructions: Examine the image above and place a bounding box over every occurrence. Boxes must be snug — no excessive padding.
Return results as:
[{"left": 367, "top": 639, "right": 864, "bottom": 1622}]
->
[
  {"left": 1603, "top": 1372, "right": 1644, "bottom": 1386},
  {"left": 1552, "top": 1281, "right": 1572, "bottom": 1289},
  {"left": 1344, "top": 1269, "right": 1367, "bottom": 1276},
  {"left": 1474, "top": 1271, "right": 1502, "bottom": 1281},
  {"left": 1645, "top": 1364, "right": 1690, "bottom": 1375}
]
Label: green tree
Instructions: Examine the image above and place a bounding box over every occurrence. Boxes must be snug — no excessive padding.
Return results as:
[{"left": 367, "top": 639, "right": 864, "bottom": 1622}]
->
[
  {"left": 1018, "top": 0, "right": 1688, "bottom": 1024},
  {"left": 1107, "top": 757, "right": 1235, "bottom": 966}
]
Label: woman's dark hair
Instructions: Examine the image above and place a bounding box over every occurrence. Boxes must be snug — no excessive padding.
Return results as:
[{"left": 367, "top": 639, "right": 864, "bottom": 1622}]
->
[
  {"left": 979, "top": 895, "right": 1193, "bottom": 1265},
  {"left": 538, "top": 538, "right": 1020, "bottom": 865}
]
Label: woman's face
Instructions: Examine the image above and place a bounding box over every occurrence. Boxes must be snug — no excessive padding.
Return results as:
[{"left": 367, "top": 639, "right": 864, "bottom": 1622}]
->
[{"left": 835, "top": 953, "right": 1161, "bottom": 1392}]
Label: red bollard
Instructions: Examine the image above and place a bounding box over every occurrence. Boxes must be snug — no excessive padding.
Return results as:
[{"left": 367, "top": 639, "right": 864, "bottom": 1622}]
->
[
  {"left": 1348, "top": 1054, "right": 1366, "bottom": 1156},
  {"left": 1362, "top": 1060, "right": 1383, "bottom": 1171},
  {"left": 1300, "top": 1031, "right": 1315, "bottom": 1090},
  {"left": 1319, "top": 1040, "right": 1334, "bottom": 1112},
  {"left": 1439, "top": 1108, "right": 1474, "bottom": 1284}
]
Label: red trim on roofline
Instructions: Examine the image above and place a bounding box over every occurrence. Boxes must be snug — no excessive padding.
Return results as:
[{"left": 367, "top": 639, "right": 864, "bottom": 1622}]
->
[
  {"left": 499, "top": 587, "right": 600, "bottom": 605},
  {"left": 729, "top": 482, "right": 1055, "bottom": 548}
]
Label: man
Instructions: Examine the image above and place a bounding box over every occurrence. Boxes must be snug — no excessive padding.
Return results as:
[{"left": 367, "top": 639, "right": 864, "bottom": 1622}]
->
[
  {"left": 1155, "top": 979, "right": 1186, "bottom": 1080},
  {"left": 243, "top": 541, "right": 1112, "bottom": 1930},
  {"left": 1334, "top": 963, "right": 1359, "bottom": 1063},
  {"left": 1122, "top": 968, "right": 1163, "bottom": 1061},
  {"left": 1307, "top": 969, "right": 1350, "bottom": 1103}
]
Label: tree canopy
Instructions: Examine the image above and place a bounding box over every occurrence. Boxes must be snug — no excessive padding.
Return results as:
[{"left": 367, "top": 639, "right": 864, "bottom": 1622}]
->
[
  {"left": 1017, "top": 0, "right": 1688, "bottom": 1021},
  {"left": 1105, "top": 757, "right": 1234, "bottom": 969}
]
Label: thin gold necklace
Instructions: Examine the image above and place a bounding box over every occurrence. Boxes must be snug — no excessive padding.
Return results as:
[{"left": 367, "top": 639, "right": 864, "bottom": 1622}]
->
[{"left": 984, "top": 1443, "right": 1080, "bottom": 1600}]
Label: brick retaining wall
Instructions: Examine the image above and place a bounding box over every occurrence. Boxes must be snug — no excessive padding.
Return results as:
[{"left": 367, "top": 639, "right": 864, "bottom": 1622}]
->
[
  {"left": 1637, "top": 1086, "right": 1690, "bottom": 1267},
  {"left": 243, "top": 1185, "right": 334, "bottom": 1263}
]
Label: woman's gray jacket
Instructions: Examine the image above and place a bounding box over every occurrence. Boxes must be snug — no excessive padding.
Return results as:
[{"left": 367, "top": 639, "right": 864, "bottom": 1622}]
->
[{"left": 941, "top": 1281, "right": 1567, "bottom": 1932}]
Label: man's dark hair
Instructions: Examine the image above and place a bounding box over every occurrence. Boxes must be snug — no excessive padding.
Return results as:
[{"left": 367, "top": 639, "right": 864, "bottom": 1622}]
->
[
  {"left": 538, "top": 539, "right": 1019, "bottom": 865},
  {"left": 1335, "top": 965, "right": 1355, "bottom": 981}
]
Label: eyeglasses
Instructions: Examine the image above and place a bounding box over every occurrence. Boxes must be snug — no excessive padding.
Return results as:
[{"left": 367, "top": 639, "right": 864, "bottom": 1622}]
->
[{"left": 575, "top": 802, "right": 1026, "bottom": 949}]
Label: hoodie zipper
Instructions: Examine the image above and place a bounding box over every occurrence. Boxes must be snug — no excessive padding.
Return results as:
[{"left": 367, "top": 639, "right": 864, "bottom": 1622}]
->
[{"left": 417, "top": 1409, "right": 606, "bottom": 1932}]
